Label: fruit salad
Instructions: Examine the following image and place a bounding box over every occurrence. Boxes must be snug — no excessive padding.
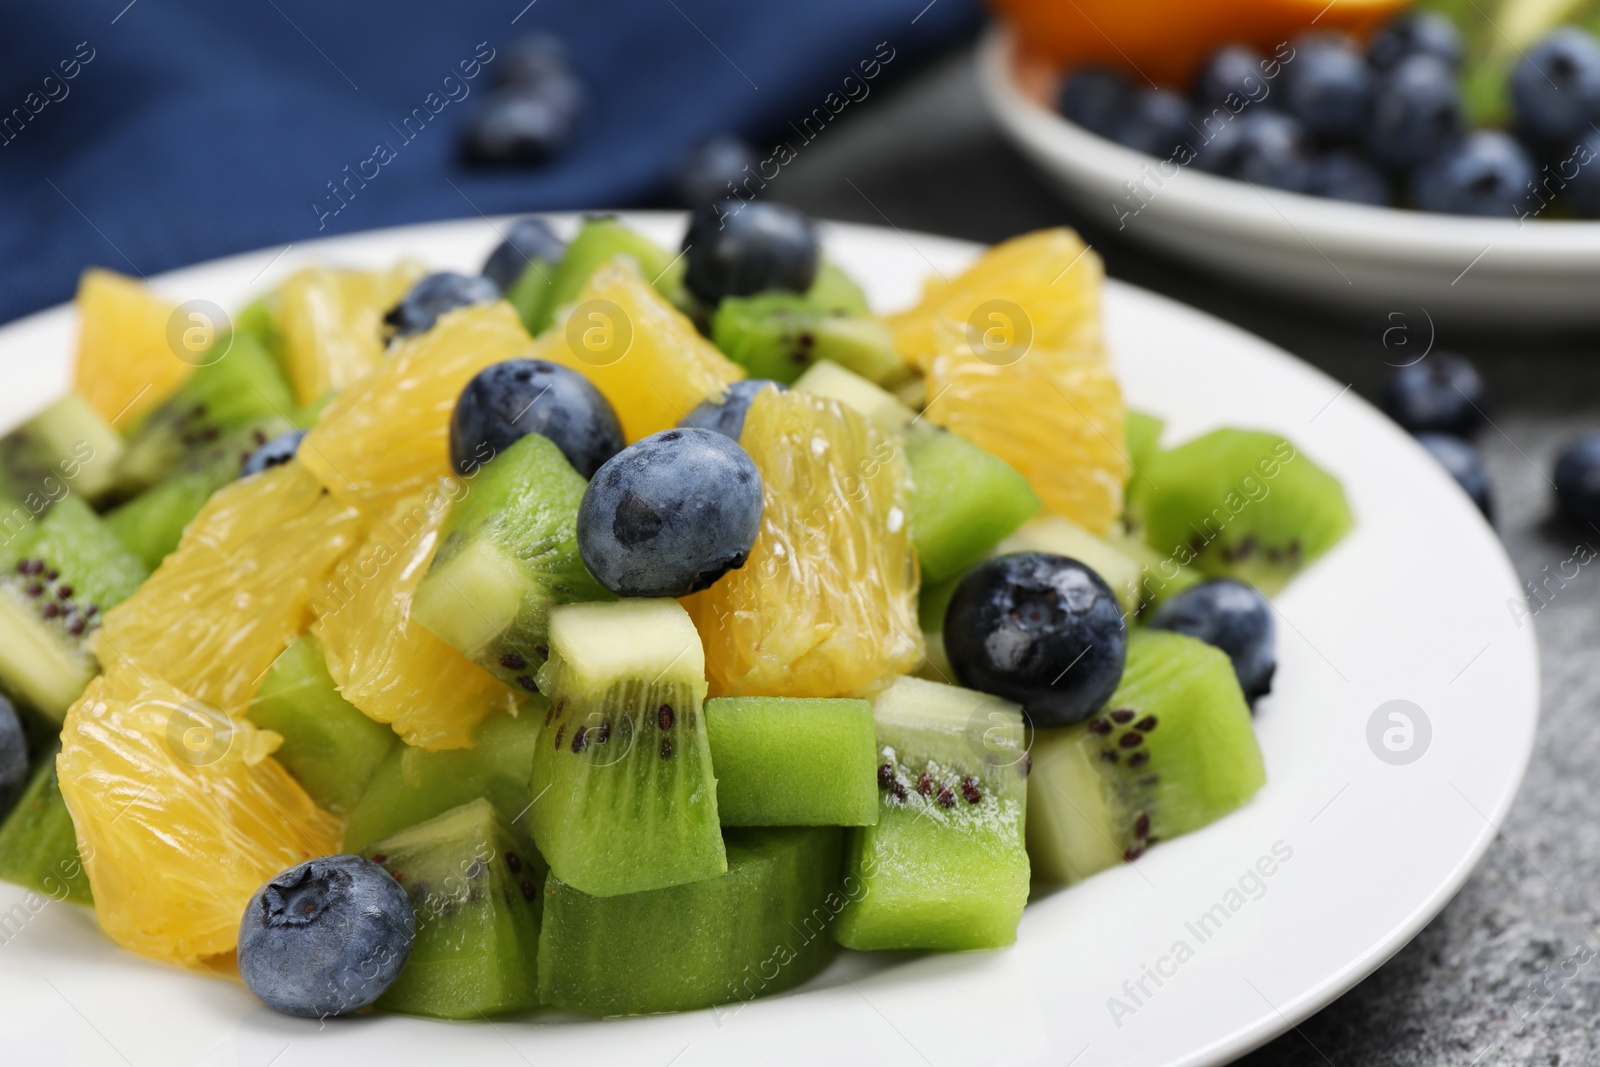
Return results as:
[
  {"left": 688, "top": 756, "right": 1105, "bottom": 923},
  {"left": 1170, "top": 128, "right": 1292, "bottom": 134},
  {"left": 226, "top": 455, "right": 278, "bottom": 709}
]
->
[{"left": 0, "top": 206, "right": 1352, "bottom": 1021}]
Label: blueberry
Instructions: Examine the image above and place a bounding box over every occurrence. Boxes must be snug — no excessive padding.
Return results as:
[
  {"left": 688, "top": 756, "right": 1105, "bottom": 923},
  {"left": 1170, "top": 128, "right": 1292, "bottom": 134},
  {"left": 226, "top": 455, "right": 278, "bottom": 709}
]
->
[
  {"left": 493, "top": 34, "right": 573, "bottom": 90},
  {"left": 238, "top": 855, "right": 414, "bottom": 1018},
  {"left": 1412, "top": 131, "right": 1535, "bottom": 218},
  {"left": 241, "top": 429, "right": 308, "bottom": 478},
  {"left": 1369, "top": 10, "right": 1464, "bottom": 71},
  {"left": 1057, "top": 67, "right": 1133, "bottom": 139},
  {"left": 461, "top": 74, "right": 583, "bottom": 167},
  {"left": 677, "top": 136, "right": 762, "bottom": 207},
  {"left": 1307, "top": 151, "right": 1392, "bottom": 205},
  {"left": 1194, "top": 45, "right": 1272, "bottom": 111},
  {"left": 577, "top": 428, "right": 764, "bottom": 597},
  {"left": 1417, "top": 433, "right": 1492, "bottom": 519},
  {"left": 1512, "top": 27, "right": 1600, "bottom": 148},
  {"left": 682, "top": 201, "right": 819, "bottom": 305},
  {"left": 1282, "top": 34, "right": 1373, "bottom": 141},
  {"left": 0, "top": 695, "right": 27, "bottom": 818},
  {"left": 1191, "top": 111, "right": 1246, "bottom": 173},
  {"left": 943, "top": 552, "right": 1128, "bottom": 728},
  {"left": 1229, "top": 110, "right": 1314, "bottom": 191},
  {"left": 1114, "top": 89, "right": 1193, "bottom": 158},
  {"left": 481, "top": 217, "right": 566, "bottom": 294},
  {"left": 1365, "top": 54, "right": 1463, "bottom": 173},
  {"left": 1555, "top": 431, "right": 1600, "bottom": 525},
  {"left": 679, "top": 379, "right": 787, "bottom": 441},
  {"left": 1564, "top": 129, "right": 1600, "bottom": 216},
  {"left": 1149, "top": 579, "right": 1276, "bottom": 702},
  {"left": 451, "top": 359, "right": 624, "bottom": 479},
  {"left": 1383, "top": 353, "right": 1488, "bottom": 436},
  {"left": 384, "top": 273, "right": 500, "bottom": 339}
]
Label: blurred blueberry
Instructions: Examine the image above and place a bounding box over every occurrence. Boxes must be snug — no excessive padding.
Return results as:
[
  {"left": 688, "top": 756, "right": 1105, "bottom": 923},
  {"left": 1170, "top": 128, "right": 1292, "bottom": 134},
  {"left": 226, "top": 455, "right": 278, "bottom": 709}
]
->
[
  {"left": 1282, "top": 33, "right": 1373, "bottom": 141},
  {"left": 1563, "top": 129, "right": 1600, "bottom": 216},
  {"left": 1195, "top": 45, "right": 1273, "bottom": 110},
  {"left": 384, "top": 272, "right": 500, "bottom": 338},
  {"left": 482, "top": 217, "right": 566, "bottom": 293},
  {"left": 1191, "top": 111, "right": 1246, "bottom": 173},
  {"left": 1384, "top": 353, "right": 1488, "bottom": 436},
  {"left": 1115, "top": 89, "right": 1194, "bottom": 157},
  {"left": 241, "top": 430, "right": 307, "bottom": 479},
  {"left": 1366, "top": 54, "right": 1463, "bottom": 172},
  {"left": 1368, "top": 10, "right": 1464, "bottom": 71},
  {"left": 1511, "top": 27, "right": 1600, "bottom": 148},
  {"left": 0, "top": 696, "right": 25, "bottom": 818},
  {"left": 493, "top": 34, "right": 573, "bottom": 89},
  {"left": 1231, "top": 110, "right": 1314, "bottom": 191},
  {"left": 682, "top": 200, "right": 819, "bottom": 303},
  {"left": 1149, "top": 579, "right": 1276, "bottom": 702},
  {"left": 677, "top": 136, "right": 761, "bottom": 207},
  {"left": 1308, "top": 151, "right": 1392, "bottom": 205},
  {"left": 1555, "top": 431, "right": 1600, "bottom": 525},
  {"left": 679, "top": 379, "right": 786, "bottom": 441},
  {"left": 1417, "top": 433, "right": 1492, "bottom": 519},
  {"left": 462, "top": 69, "right": 583, "bottom": 166},
  {"left": 1058, "top": 68, "right": 1133, "bottom": 139},
  {"left": 1412, "top": 131, "right": 1535, "bottom": 217}
]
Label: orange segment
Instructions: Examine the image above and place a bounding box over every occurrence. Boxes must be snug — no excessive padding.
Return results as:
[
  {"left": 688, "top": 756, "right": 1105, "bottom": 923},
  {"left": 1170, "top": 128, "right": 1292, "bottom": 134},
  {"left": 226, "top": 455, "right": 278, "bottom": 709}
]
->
[
  {"left": 278, "top": 261, "right": 424, "bottom": 406},
  {"left": 72, "top": 269, "right": 189, "bottom": 428},
  {"left": 297, "top": 302, "right": 532, "bottom": 513},
  {"left": 57, "top": 672, "right": 340, "bottom": 966},
  {"left": 684, "top": 389, "right": 921, "bottom": 697},
  {"left": 531, "top": 259, "right": 744, "bottom": 442},
  {"left": 95, "top": 461, "right": 364, "bottom": 714},
  {"left": 315, "top": 488, "right": 518, "bottom": 751}
]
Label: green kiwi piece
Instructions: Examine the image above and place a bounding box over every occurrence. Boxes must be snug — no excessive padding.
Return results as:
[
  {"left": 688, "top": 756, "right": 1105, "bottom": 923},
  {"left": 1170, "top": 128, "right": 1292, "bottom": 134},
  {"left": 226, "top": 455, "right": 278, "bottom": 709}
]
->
[
  {"left": 362, "top": 799, "right": 544, "bottom": 1019},
  {"left": 792, "top": 359, "right": 916, "bottom": 429},
  {"left": 530, "top": 598, "right": 725, "bottom": 897},
  {"left": 805, "top": 261, "right": 872, "bottom": 316},
  {"left": 905, "top": 424, "right": 1041, "bottom": 582},
  {"left": 342, "top": 708, "right": 544, "bottom": 854},
  {"left": 530, "top": 217, "right": 680, "bottom": 334},
  {"left": 1027, "top": 629, "right": 1265, "bottom": 885},
  {"left": 0, "top": 394, "right": 124, "bottom": 506},
  {"left": 411, "top": 433, "right": 611, "bottom": 692},
  {"left": 1124, "top": 408, "right": 1164, "bottom": 488},
  {"left": 104, "top": 416, "right": 295, "bottom": 569},
  {"left": 712, "top": 291, "right": 906, "bottom": 386},
  {"left": 1129, "top": 428, "right": 1353, "bottom": 595},
  {"left": 0, "top": 495, "right": 146, "bottom": 720},
  {"left": 835, "top": 676, "right": 1030, "bottom": 951},
  {"left": 505, "top": 255, "right": 560, "bottom": 337},
  {"left": 113, "top": 330, "right": 296, "bottom": 492},
  {"left": 538, "top": 826, "right": 841, "bottom": 1016},
  {"left": 704, "top": 697, "right": 878, "bottom": 826},
  {"left": 248, "top": 634, "right": 397, "bottom": 815},
  {"left": 0, "top": 750, "right": 92, "bottom": 906}
]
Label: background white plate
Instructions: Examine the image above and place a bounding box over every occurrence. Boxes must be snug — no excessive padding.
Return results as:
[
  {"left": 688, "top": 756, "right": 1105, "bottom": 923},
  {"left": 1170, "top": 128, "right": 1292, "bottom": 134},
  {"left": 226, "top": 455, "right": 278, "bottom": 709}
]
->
[
  {"left": 977, "top": 25, "right": 1600, "bottom": 329},
  {"left": 0, "top": 214, "right": 1537, "bottom": 1067}
]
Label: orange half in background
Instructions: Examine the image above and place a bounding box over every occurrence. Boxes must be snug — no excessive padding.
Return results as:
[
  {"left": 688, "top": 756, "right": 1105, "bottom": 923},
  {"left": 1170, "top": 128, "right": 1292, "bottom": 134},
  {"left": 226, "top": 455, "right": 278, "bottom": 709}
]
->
[{"left": 991, "top": 0, "right": 1410, "bottom": 87}]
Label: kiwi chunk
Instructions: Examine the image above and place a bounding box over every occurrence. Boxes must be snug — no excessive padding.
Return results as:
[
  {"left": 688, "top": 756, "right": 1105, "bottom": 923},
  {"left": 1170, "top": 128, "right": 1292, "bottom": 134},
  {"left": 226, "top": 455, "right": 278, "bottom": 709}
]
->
[
  {"left": 1124, "top": 408, "right": 1164, "bottom": 485},
  {"left": 1027, "top": 629, "right": 1265, "bottom": 884},
  {"left": 538, "top": 826, "right": 841, "bottom": 1015},
  {"left": 905, "top": 424, "right": 1041, "bottom": 582},
  {"left": 792, "top": 359, "right": 916, "bottom": 429},
  {"left": 531, "top": 599, "right": 724, "bottom": 897},
  {"left": 0, "top": 393, "right": 125, "bottom": 506},
  {"left": 835, "top": 676, "right": 1030, "bottom": 951},
  {"left": 806, "top": 261, "right": 872, "bottom": 316},
  {"left": 531, "top": 217, "right": 680, "bottom": 334},
  {"left": 411, "top": 433, "right": 611, "bottom": 691},
  {"left": 362, "top": 799, "right": 543, "bottom": 1019},
  {"left": 1129, "top": 428, "right": 1352, "bottom": 594},
  {"left": 113, "top": 331, "right": 296, "bottom": 492},
  {"left": 0, "top": 495, "right": 146, "bottom": 720},
  {"left": 0, "top": 751, "right": 92, "bottom": 906},
  {"left": 248, "top": 635, "right": 397, "bottom": 815},
  {"left": 712, "top": 292, "right": 906, "bottom": 386},
  {"left": 705, "top": 697, "right": 878, "bottom": 826},
  {"left": 342, "top": 708, "right": 543, "bottom": 854}
]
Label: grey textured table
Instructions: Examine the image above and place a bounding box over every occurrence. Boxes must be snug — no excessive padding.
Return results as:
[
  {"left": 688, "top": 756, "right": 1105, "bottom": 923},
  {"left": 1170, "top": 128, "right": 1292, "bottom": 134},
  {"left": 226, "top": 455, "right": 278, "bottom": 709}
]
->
[{"left": 773, "top": 48, "right": 1598, "bottom": 1066}]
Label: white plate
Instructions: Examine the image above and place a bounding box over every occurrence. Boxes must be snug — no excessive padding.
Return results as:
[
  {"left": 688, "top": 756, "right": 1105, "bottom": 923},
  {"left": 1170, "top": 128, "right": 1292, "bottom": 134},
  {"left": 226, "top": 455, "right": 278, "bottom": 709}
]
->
[
  {"left": 0, "top": 214, "right": 1537, "bottom": 1067},
  {"left": 978, "top": 25, "right": 1600, "bottom": 328}
]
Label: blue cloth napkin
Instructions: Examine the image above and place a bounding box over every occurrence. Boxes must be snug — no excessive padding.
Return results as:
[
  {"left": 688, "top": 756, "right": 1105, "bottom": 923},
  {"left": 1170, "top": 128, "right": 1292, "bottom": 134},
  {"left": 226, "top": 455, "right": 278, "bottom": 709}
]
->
[{"left": 0, "top": 0, "right": 978, "bottom": 324}]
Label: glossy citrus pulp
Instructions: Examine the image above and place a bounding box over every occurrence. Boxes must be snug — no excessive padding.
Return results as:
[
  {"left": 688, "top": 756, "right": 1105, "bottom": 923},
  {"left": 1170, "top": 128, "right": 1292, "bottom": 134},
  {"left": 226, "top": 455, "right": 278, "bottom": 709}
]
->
[
  {"left": 57, "top": 672, "right": 340, "bottom": 966},
  {"left": 73, "top": 269, "right": 188, "bottom": 429},
  {"left": 315, "top": 488, "right": 517, "bottom": 751},
  {"left": 684, "top": 389, "right": 922, "bottom": 697},
  {"left": 277, "top": 261, "right": 423, "bottom": 406},
  {"left": 530, "top": 259, "right": 745, "bottom": 442},
  {"left": 298, "top": 302, "right": 533, "bottom": 513},
  {"left": 95, "top": 461, "right": 364, "bottom": 714}
]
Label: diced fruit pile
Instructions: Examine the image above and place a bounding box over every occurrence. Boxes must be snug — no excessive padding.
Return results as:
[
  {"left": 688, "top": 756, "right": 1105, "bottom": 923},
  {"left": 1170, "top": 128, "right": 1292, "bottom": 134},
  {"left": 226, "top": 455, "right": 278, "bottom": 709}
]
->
[
  {"left": 1050, "top": 2, "right": 1600, "bottom": 218},
  {"left": 0, "top": 205, "right": 1354, "bottom": 1022}
]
